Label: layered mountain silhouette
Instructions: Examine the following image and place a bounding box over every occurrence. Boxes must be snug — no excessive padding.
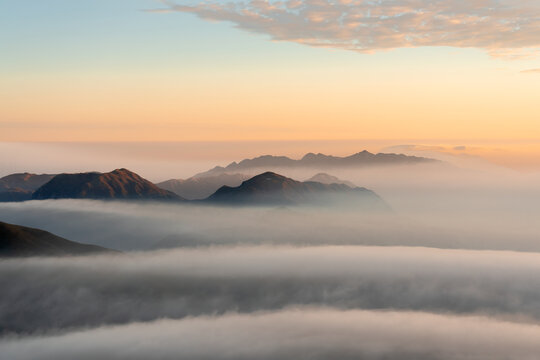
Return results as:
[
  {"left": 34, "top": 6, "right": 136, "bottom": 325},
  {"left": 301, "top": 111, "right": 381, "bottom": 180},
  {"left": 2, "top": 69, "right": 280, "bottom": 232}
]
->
[
  {"left": 0, "top": 173, "right": 56, "bottom": 202},
  {"left": 0, "top": 221, "right": 113, "bottom": 257},
  {"left": 206, "top": 172, "right": 388, "bottom": 209},
  {"left": 196, "top": 150, "right": 437, "bottom": 177},
  {"left": 306, "top": 173, "right": 356, "bottom": 187},
  {"left": 157, "top": 173, "right": 250, "bottom": 200},
  {"left": 0, "top": 168, "right": 388, "bottom": 209},
  {"left": 158, "top": 172, "right": 356, "bottom": 200},
  {"left": 32, "top": 169, "right": 182, "bottom": 201}
]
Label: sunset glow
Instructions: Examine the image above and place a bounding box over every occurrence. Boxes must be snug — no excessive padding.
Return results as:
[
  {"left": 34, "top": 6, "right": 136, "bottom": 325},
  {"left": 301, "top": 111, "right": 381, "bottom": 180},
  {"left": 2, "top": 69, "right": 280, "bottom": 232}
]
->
[
  {"left": 2, "top": 3, "right": 540, "bottom": 359},
  {"left": 1, "top": 1, "right": 539, "bottom": 155}
]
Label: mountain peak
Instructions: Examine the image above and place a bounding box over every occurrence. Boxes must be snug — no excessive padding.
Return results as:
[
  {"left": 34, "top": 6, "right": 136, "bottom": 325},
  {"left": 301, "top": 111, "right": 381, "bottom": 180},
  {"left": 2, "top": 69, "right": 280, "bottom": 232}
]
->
[
  {"left": 112, "top": 168, "right": 131, "bottom": 173},
  {"left": 237, "top": 172, "right": 297, "bottom": 192},
  {"left": 301, "top": 152, "right": 332, "bottom": 160},
  {"left": 32, "top": 169, "right": 182, "bottom": 201},
  {"left": 207, "top": 171, "right": 388, "bottom": 209},
  {"left": 307, "top": 173, "right": 356, "bottom": 187},
  {"left": 354, "top": 150, "right": 372, "bottom": 155},
  {"left": 246, "top": 171, "right": 288, "bottom": 181}
]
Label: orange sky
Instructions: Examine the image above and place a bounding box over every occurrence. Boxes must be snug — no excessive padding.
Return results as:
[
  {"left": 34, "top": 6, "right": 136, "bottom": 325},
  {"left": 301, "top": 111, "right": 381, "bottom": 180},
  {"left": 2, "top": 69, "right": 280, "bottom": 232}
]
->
[
  {"left": 2, "top": 1, "right": 540, "bottom": 170},
  {"left": 2, "top": 61, "right": 540, "bottom": 143}
]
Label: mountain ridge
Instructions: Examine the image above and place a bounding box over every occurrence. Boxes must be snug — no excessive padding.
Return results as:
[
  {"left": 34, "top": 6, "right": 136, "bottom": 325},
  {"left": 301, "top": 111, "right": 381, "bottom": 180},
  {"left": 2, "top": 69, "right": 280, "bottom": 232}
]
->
[
  {"left": 205, "top": 171, "right": 388, "bottom": 209},
  {"left": 0, "top": 172, "right": 56, "bottom": 192},
  {"left": 195, "top": 150, "right": 438, "bottom": 177},
  {"left": 0, "top": 221, "right": 114, "bottom": 257},
  {"left": 32, "top": 168, "right": 182, "bottom": 201},
  {"left": 306, "top": 173, "right": 356, "bottom": 187},
  {"left": 157, "top": 173, "right": 250, "bottom": 200},
  {"left": 1, "top": 168, "right": 387, "bottom": 209},
  {"left": 0, "top": 173, "right": 56, "bottom": 202}
]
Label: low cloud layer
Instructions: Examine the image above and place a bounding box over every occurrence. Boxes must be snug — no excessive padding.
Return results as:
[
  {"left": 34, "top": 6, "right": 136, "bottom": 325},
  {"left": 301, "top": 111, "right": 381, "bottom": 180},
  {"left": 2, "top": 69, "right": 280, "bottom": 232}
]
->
[
  {"left": 2, "top": 163, "right": 540, "bottom": 357},
  {"left": 4, "top": 308, "right": 540, "bottom": 360},
  {"left": 3, "top": 246, "right": 540, "bottom": 334},
  {"left": 521, "top": 68, "right": 540, "bottom": 73},
  {"left": 162, "top": 0, "right": 540, "bottom": 58},
  {"left": 1, "top": 190, "right": 540, "bottom": 252}
]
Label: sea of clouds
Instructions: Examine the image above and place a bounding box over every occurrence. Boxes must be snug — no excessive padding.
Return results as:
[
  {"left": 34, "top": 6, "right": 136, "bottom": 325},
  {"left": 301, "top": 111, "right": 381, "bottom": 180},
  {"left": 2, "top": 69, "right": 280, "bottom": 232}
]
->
[{"left": 2, "top": 163, "right": 540, "bottom": 359}]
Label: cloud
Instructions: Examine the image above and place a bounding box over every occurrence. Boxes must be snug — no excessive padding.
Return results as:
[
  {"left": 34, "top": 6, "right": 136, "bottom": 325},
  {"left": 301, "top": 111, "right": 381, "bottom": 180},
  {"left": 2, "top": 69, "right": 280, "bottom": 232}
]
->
[
  {"left": 521, "top": 68, "right": 540, "bottom": 73},
  {"left": 4, "top": 308, "right": 540, "bottom": 360},
  {"left": 3, "top": 187, "right": 540, "bottom": 253},
  {"left": 161, "top": 0, "right": 540, "bottom": 58},
  {"left": 4, "top": 245, "right": 540, "bottom": 334}
]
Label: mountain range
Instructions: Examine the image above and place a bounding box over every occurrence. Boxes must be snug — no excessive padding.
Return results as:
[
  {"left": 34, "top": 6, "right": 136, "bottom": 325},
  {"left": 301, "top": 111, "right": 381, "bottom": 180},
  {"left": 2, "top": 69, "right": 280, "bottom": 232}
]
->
[
  {"left": 206, "top": 171, "right": 388, "bottom": 209},
  {"left": 0, "top": 169, "right": 386, "bottom": 208},
  {"left": 0, "top": 221, "right": 113, "bottom": 257},
  {"left": 196, "top": 150, "right": 437, "bottom": 177},
  {"left": 0, "top": 149, "right": 419, "bottom": 207},
  {"left": 157, "top": 173, "right": 250, "bottom": 200},
  {"left": 32, "top": 168, "right": 181, "bottom": 200},
  {"left": 158, "top": 172, "right": 356, "bottom": 200}
]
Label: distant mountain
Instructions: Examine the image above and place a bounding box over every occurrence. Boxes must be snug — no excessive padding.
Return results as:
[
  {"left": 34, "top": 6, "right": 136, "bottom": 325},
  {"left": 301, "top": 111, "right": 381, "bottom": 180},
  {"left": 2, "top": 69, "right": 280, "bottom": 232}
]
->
[
  {"left": 157, "top": 173, "right": 250, "bottom": 200},
  {"left": 306, "top": 173, "right": 356, "bottom": 187},
  {"left": 0, "top": 173, "right": 55, "bottom": 192},
  {"left": 32, "top": 168, "right": 182, "bottom": 201},
  {"left": 0, "top": 221, "right": 113, "bottom": 257},
  {"left": 195, "top": 150, "right": 438, "bottom": 177},
  {"left": 206, "top": 172, "right": 388, "bottom": 209},
  {"left": 0, "top": 173, "right": 56, "bottom": 202}
]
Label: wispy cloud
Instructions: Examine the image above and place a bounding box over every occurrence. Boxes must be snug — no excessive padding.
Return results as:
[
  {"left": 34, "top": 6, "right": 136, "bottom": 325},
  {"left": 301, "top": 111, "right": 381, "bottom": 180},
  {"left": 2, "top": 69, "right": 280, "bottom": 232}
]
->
[
  {"left": 521, "top": 68, "right": 540, "bottom": 73},
  {"left": 161, "top": 0, "right": 540, "bottom": 58}
]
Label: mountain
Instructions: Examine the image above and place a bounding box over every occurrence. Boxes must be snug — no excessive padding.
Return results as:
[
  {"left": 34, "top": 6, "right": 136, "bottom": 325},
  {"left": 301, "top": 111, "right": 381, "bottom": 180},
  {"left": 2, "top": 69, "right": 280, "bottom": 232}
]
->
[
  {"left": 32, "top": 168, "right": 182, "bottom": 201},
  {"left": 0, "top": 190, "right": 33, "bottom": 202},
  {"left": 157, "top": 173, "right": 250, "bottom": 200},
  {"left": 0, "top": 221, "right": 113, "bottom": 257},
  {"left": 196, "top": 151, "right": 438, "bottom": 177},
  {"left": 0, "top": 172, "right": 56, "bottom": 192},
  {"left": 0, "top": 173, "right": 56, "bottom": 202},
  {"left": 206, "top": 172, "right": 388, "bottom": 209},
  {"left": 306, "top": 173, "right": 356, "bottom": 187}
]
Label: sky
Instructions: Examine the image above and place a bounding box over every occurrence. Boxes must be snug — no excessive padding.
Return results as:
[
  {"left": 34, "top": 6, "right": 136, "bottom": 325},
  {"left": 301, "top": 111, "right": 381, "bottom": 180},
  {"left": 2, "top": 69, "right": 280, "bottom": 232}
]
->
[{"left": 1, "top": 0, "right": 540, "bottom": 166}]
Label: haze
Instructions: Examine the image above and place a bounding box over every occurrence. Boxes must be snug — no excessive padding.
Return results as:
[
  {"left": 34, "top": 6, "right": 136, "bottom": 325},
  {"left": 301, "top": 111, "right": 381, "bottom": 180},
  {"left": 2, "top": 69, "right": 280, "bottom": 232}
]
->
[{"left": 2, "top": 0, "right": 540, "bottom": 359}]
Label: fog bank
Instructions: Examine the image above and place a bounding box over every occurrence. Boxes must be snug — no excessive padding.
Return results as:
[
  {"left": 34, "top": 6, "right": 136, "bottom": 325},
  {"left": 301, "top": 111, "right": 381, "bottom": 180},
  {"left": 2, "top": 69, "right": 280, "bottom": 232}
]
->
[
  {"left": 1, "top": 197, "right": 540, "bottom": 252},
  {"left": 3, "top": 308, "right": 540, "bottom": 360},
  {"left": 3, "top": 246, "right": 540, "bottom": 334}
]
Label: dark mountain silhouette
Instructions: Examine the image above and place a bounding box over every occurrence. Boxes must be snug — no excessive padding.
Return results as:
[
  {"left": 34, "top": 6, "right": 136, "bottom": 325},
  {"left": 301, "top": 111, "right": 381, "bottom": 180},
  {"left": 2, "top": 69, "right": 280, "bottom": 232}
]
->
[
  {"left": 306, "top": 173, "right": 356, "bottom": 187},
  {"left": 0, "top": 221, "right": 114, "bottom": 257},
  {"left": 32, "top": 168, "right": 182, "bottom": 201},
  {"left": 157, "top": 173, "right": 250, "bottom": 200},
  {"left": 206, "top": 172, "right": 388, "bottom": 209},
  {"left": 196, "top": 150, "right": 438, "bottom": 177},
  {"left": 0, "top": 190, "right": 33, "bottom": 202},
  {"left": 0, "top": 173, "right": 56, "bottom": 202}
]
